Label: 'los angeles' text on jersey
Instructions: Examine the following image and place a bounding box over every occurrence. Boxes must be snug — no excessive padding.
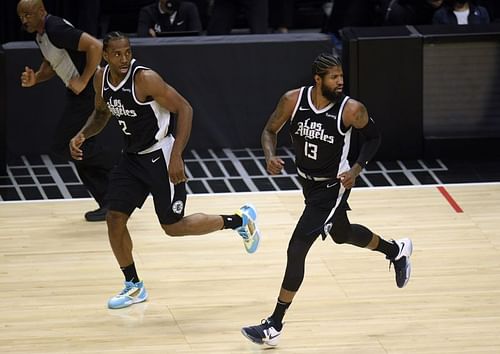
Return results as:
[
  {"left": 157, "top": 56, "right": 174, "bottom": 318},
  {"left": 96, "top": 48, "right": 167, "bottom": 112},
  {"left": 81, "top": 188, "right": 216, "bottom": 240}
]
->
[
  {"left": 294, "top": 118, "right": 335, "bottom": 144},
  {"left": 102, "top": 59, "right": 173, "bottom": 153},
  {"left": 106, "top": 98, "right": 138, "bottom": 118},
  {"left": 289, "top": 86, "right": 351, "bottom": 178}
]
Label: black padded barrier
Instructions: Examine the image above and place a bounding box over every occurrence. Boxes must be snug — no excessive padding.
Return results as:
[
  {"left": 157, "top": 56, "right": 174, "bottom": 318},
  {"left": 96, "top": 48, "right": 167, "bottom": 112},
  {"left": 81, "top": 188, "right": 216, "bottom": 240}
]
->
[
  {"left": 342, "top": 26, "right": 423, "bottom": 161},
  {"left": 342, "top": 24, "right": 500, "bottom": 160},
  {"left": 0, "top": 33, "right": 333, "bottom": 170}
]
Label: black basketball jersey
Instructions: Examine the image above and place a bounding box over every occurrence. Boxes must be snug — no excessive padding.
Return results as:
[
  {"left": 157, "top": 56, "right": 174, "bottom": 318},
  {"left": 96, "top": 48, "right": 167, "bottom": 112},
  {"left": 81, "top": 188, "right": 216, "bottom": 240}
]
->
[
  {"left": 102, "top": 59, "right": 173, "bottom": 153},
  {"left": 289, "top": 86, "right": 352, "bottom": 178}
]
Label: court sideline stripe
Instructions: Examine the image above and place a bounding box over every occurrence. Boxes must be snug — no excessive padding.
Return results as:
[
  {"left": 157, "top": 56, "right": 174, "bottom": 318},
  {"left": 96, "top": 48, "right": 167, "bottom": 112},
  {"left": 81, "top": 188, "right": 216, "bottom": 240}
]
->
[{"left": 437, "top": 186, "right": 463, "bottom": 213}]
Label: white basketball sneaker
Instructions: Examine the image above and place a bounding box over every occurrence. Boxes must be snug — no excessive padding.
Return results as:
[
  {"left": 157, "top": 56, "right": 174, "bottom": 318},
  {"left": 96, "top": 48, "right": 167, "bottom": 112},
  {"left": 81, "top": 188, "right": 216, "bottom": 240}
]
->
[{"left": 389, "top": 238, "right": 413, "bottom": 288}]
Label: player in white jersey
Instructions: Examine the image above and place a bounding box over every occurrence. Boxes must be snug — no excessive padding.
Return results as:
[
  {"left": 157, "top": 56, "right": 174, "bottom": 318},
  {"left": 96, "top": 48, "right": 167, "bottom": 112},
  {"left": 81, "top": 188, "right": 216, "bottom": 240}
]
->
[
  {"left": 69, "top": 32, "right": 260, "bottom": 310},
  {"left": 241, "top": 53, "right": 413, "bottom": 346}
]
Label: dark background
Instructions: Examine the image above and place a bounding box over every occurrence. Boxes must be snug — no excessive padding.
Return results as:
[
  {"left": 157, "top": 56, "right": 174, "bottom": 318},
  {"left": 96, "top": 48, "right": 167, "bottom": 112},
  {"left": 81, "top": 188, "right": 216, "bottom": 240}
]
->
[
  {"left": 2, "top": 4, "right": 500, "bottom": 173},
  {"left": 0, "top": 34, "right": 332, "bottom": 157}
]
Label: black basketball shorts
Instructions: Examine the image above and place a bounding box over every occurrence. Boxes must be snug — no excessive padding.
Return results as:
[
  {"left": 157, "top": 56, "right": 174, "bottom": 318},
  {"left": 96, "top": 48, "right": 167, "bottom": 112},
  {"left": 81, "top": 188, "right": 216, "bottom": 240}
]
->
[
  {"left": 295, "top": 176, "right": 351, "bottom": 241},
  {"left": 106, "top": 145, "right": 186, "bottom": 225}
]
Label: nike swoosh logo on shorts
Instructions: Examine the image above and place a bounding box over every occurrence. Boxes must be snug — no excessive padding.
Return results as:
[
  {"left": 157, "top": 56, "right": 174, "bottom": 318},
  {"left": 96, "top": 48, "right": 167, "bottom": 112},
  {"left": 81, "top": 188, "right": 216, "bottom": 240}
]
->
[
  {"left": 327, "top": 182, "right": 338, "bottom": 188},
  {"left": 152, "top": 156, "right": 161, "bottom": 163}
]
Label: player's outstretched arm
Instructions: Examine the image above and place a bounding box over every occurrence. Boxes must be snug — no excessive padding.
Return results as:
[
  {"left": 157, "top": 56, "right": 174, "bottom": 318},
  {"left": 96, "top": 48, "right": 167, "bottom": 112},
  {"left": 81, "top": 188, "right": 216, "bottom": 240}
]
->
[{"left": 262, "top": 89, "right": 299, "bottom": 175}]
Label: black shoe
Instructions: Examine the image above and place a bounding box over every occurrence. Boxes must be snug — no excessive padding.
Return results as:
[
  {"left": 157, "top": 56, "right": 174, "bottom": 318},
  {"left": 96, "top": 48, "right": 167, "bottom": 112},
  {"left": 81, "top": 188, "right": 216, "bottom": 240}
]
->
[
  {"left": 84, "top": 207, "right": 108, "bottom": 222},
  {"left": 241, "top": 318, "right": 282, "bottom": 346},
  {"left": 388, "top": 238, "right": 413, "bottom": 288}
]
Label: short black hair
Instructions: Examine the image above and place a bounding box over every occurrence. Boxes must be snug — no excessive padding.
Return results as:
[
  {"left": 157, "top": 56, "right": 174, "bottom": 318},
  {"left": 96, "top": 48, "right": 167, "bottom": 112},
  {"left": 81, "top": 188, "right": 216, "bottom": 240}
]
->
[
  {"left": 103, "top": 31, "right": 129, "bottom": 51},
  {"left": 312, "top": 53, "right": 342, "bottom": 78}
]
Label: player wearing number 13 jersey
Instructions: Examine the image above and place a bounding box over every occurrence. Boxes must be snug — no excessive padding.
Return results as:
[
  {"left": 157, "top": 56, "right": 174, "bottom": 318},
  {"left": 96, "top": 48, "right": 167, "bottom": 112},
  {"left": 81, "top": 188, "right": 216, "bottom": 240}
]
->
[
  {"left": 290, "top": 87, "right": 351, "bottom": 179},
  {"left": 70, "top": 32, "right": 261, "bottom": 310},
  {"left": 241, "top": 53, "right": 414, "bottom": 347}
]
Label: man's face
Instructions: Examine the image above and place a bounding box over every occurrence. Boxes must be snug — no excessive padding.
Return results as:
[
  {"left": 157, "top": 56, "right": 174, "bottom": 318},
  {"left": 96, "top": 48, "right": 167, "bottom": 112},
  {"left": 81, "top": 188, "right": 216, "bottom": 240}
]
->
[
  {"left": 103, "top": 38, "right": 133, "bottom": 76},
  {"left": 17, "top": 0, "right": 45, "bottom": 33},
  {"left": 160, "top": 0, "right": 180, "bottom": 15},
  {"left": 317, "top": 66, "right": 344, "bottom": 102}
]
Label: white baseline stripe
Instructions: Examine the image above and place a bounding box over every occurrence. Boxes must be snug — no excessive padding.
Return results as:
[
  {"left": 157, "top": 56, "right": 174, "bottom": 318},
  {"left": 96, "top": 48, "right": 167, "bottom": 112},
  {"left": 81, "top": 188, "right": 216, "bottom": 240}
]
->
[{"left": 3, "top": 181, "right": 499, "bottom": 204}]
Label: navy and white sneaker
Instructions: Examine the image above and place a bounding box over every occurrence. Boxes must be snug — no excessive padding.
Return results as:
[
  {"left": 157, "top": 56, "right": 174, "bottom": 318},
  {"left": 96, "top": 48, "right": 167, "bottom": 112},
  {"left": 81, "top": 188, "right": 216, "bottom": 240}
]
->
[
  {"left": 389, "top": 238, "right": 413, "bottom": 288},
  {"left": 108, "top": 281, "right": 148, "bottom": 309},
  {"left": 241, "top": 318, "right": 282, "bottom": 346},
  {"left": 235, "top": 204, "right": 261, "bottom": 254}
]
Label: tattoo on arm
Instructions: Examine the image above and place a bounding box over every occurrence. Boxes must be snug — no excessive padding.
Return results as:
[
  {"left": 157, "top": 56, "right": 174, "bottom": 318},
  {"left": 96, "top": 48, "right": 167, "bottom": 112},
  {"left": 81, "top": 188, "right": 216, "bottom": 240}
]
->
[
  {"left": 353, "top": 103, "right": 369, "bottom": 129},
  {"left": 95, "top": 106, "right": 111, "bottom": 124},
  {"left": 82, "top": 102, "right": 111, "bottom": 138},
  {"left": 262, "top": 94, "right": 291, "bottom": 160},
  {"left": 267, "top": 95, "right": 289, "bottom": 132}
]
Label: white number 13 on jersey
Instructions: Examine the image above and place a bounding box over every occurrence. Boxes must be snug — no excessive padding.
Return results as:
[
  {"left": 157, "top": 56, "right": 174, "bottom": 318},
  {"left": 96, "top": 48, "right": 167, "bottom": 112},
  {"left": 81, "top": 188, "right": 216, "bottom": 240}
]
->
[{"left": 304, "top": 141, "right": 318, "bottom": 160}]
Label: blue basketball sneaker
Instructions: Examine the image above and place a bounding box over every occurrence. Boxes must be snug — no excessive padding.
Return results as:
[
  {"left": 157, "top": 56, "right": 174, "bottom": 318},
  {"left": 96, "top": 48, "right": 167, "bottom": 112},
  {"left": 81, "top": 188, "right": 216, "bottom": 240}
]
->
[
  {"left": 235, "top": 204, "right": 261, "bottom": 254},
  {"left": 108, "top": 281, "right": 148, "bottom": 309}
]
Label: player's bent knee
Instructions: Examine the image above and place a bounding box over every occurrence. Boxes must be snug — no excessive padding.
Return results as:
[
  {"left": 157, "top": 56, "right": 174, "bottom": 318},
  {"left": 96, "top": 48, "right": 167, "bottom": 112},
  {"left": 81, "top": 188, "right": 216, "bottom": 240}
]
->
[
  {"left": 106, "top": 210, "right": 127, "bottom": 225},
  {"left": 330, "top": 232, "right": 348, "bottom": 244},
  {"left": 161, "top": 222, "right": 185, "bottom": 237}
]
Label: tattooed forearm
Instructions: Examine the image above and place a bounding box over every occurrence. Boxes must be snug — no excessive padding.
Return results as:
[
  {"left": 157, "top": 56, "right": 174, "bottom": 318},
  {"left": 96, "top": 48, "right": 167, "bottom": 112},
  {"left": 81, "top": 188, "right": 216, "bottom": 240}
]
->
[{"left": 80, "top": 107, "right": 111, "bottom": 139}]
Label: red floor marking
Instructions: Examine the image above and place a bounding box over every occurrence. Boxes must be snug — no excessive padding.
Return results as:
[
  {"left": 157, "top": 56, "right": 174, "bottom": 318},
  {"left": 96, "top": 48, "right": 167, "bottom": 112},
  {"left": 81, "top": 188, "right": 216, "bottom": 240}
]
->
[{"left": 437, "top": 186, "right": 463, "bottom": 213}]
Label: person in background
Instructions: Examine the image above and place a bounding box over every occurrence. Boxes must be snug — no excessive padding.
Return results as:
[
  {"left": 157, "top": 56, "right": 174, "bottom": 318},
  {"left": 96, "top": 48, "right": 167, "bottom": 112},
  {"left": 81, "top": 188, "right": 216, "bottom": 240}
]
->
[
  {"left": 70, "top": 32, "right": 260, "bottom": 309},
  {"left": 380, "top": 0, "right": 443, "bottom": 25},
  {"left": 479, "top": 0, "right": 500, "bottom": 22},
  {"left": 137, "top": 0, "right": 202, "bottom": 37},
  {"left": 241, "top": 53, "right": 413, "bottom": 347},
  {"left": 207, "top": 0, "right": 268, "bottom": 35},
  {"left": 17, "top": 0, "right": 119, "bottom": 221},
  {"left": 269, "top": 0, "right": 294, "bottom": 33},
  {"left": 433, "top": 0, "right": 490, "bottom": 24}
]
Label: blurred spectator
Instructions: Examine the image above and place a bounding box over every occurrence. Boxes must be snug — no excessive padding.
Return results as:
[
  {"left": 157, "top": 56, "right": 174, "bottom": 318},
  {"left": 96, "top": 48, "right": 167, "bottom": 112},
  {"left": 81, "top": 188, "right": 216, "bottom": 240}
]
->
[
  {"left": 478, "top": 0, "right": 500, "bottom": 22},
  {"left": 414, "top": 0, "right": 445, "bottom": 24},
  {"left": 269, "top": 0, "right": 294, "bottom": 33},
  {"left": 137, "top": 0, "right": 202, "bottom": 36},
  {"left": 207, "top": 0, "right": 268, "bottom": 35},
  {"left": 380, "top": 0, "right": 443, "bottom": 25},
  {"left": 433, "top": 0, "right": 490, "bottom": 24},
  {"left": 322, "top": 0, "right": 377, "bottom": 35}
]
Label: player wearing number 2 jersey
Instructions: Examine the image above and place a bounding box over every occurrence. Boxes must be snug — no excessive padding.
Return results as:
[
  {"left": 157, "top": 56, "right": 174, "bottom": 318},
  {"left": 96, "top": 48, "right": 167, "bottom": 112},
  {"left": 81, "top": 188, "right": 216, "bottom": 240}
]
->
[
  {"left": 101, "top": 58, "right": 173, "bottom": 154},
  {"left": 70, "top": 32, "right": 261, "bottom": 310},
  {"left": 241, "top": 53, "right": 414, "bottom": 347}
]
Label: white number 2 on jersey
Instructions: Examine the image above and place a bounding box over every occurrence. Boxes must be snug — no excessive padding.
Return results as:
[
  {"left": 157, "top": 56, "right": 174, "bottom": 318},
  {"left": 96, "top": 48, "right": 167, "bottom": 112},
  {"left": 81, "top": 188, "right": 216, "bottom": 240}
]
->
[
  {"left": 118, "top": 120, "right": 132, "bottom": 135},
  {"left": 304, "top": 141, "right": 318, "bottom": 160}
]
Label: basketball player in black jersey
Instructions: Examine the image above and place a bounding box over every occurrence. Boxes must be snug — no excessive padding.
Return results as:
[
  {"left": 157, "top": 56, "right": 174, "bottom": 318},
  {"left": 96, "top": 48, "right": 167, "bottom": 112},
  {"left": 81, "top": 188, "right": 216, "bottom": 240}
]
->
[
  {"left": 17, "top": 0, "right": 119, "bottom": 221},
  {"left": 241, "top": 53, "right": 413, "bottom": 346},
  {"left": 69, "top": 32, "right": 260, "bottom": 309}
]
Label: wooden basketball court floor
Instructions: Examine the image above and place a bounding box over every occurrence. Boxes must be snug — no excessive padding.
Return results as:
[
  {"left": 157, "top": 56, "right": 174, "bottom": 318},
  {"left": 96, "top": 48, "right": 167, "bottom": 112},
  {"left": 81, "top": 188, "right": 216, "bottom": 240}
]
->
[{"left": 1, "top": 183, "right": 500, "bottom": 353}]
